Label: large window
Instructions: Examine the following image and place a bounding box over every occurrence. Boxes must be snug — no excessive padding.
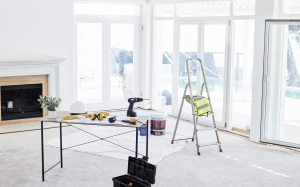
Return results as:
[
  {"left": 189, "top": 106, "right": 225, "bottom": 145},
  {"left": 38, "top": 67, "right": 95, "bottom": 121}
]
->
[
  {"left": 233, "top": 1, "right": 255, "bottom": 16},
  {"left": 284, "top": 0, "right": 300, "bottom": 14},
  {"left": 154, "top": 4, "right": 174, "bottom": 17},
  {"left": 74, "top": 3, "right": 140, "bottom": 16},
  {"left": 154, "top": 1, "right": 255, "bottom": 17},
  {"left": 177, "top": 2, "right": 230, "bottom": 17}
]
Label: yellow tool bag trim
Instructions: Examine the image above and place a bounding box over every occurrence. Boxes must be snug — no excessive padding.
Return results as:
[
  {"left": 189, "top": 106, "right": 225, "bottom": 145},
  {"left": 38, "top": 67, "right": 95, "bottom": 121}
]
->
[{"left": 185, "top": 94, "right": 211, "bottom": 116}]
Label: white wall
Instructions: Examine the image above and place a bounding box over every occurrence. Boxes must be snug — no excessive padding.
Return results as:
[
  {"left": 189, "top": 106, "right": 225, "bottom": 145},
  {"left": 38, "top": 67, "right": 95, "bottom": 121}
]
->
[
  {"left": 250, "top": 0, "right": 275, "bottom": 142},
  {"left": 0, "top": 0, "right": 74, "bottom": 110}
]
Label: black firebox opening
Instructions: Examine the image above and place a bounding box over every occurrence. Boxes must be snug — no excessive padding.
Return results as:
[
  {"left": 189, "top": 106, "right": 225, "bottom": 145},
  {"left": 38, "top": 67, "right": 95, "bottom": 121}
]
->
[{"left": 1, "top": 84, "right": 43, "bottom": 121}]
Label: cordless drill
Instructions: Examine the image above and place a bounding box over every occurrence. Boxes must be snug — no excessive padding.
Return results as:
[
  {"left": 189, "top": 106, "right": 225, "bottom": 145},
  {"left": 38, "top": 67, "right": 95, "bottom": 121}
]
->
[{"left": 127, "top": 98, "right": 148, "bottom": 117}]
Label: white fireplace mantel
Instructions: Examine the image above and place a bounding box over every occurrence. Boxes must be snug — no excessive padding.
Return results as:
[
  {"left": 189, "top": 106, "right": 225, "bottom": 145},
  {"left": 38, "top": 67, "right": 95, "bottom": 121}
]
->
[{"left": 0, "top": 56, "right": 65, "bottom": 98}]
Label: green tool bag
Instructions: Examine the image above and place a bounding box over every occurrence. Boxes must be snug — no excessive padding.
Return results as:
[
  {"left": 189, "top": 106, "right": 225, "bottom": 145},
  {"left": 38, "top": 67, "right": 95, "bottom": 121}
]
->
[{"left": 185, "top": 94, "right": 211, "bottom": 116}]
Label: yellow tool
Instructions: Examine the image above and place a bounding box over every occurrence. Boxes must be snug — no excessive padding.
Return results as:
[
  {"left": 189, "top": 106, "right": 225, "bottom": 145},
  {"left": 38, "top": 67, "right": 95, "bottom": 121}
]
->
[{"left": 61, "top": 112, "right": 109, "bottom": 120}]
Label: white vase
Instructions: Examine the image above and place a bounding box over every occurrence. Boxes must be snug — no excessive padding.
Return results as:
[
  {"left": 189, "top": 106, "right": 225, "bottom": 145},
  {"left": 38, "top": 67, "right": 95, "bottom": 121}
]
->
[{"left": 48, "top": 111, "right": 57, "bottom": 119}]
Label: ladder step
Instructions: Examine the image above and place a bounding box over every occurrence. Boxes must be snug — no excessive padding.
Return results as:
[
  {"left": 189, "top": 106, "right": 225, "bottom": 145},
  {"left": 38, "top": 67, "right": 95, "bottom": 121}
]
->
[
  {"left": 198, "top": 142, "right": 220, "bottom": 147},
  {"left": 194, "top": 112, "right": 214, "bottom": 116},
  {"left": 173, "top": 138, "right": 193, "bottom": 141},
  {"left": 195, "top": 127, "right": 217, "bottom": 131}
]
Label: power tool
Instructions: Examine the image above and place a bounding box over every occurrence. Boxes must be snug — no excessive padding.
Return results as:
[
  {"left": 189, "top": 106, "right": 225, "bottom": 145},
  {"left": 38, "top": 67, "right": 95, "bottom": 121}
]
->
[{"left": 127, "top": 98, "right": 149, "bottom": 117}]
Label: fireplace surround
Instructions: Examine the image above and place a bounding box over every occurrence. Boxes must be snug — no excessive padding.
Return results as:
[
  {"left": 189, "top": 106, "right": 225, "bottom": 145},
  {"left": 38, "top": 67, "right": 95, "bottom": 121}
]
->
[{"left": 0, "top": 56, "right": 64, "bottom": 125}]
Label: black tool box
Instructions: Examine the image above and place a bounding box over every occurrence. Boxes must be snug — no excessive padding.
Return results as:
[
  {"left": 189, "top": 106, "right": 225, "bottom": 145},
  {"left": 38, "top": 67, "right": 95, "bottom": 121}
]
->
[{"left": 112, "top": 156, "right": 156, "bottom": 187}]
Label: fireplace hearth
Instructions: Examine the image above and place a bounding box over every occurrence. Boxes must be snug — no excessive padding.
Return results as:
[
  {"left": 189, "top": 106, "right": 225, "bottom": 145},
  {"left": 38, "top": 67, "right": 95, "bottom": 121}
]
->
[{"left": 1, "top": 84, "right": 43, "bottom": 120}]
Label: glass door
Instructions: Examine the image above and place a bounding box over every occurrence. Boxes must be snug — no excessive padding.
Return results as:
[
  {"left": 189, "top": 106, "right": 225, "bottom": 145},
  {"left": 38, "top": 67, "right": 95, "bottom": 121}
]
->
[
  {"left": 261, "top": 21, "right": 300, "bottom": 148},
  {"left": 173, "top": 21, "right": 228, "bottom": 127},
  {"left": 201, "top": 22, "right": 228, "bottom": 124},
  {"left": 110, "top": 24, "right": 135, "bottom": 102},
  {"left": 152, "top": 20, "right": 174, "bottom": 113},
  {"left": 77, "top": 23, "right": 103, "bottom": 104},
  {"left": 76, "top": 19, "right": 140, "bottom": 110},
  {"left": 177, "top": 23, "right": 198, "bottom": 115}
]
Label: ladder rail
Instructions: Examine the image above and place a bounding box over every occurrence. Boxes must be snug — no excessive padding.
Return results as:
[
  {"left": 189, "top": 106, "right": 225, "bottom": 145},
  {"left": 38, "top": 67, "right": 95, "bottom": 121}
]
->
[
  {"left": 197, "top": 58, "right": 214, "bottom": 113},
  {"left": 171, "top": 84, "right": 190, "bottom": 143},
  {"left": 185, "top": 58, "right": 200, "bottom": 155}
]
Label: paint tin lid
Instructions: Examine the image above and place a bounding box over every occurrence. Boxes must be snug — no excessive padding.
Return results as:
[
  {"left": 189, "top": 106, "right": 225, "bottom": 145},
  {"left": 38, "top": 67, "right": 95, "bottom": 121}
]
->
[{"left": 150, "top": 112, "right": 167, "bottom": 119}]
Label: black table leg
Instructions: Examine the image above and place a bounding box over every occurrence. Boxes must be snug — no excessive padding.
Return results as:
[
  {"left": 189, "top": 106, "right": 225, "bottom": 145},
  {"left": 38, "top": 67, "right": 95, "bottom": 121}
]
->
[
  {"left": 41, "top": 121, "right": 44, "bottom": 182},
  {"left": 146, "top": 119, "right": 149, "bottom": 161},
  {"left": 135, "top": 127, "right": 138, "bottom": 158},
  {"left": 60, "top": 122, "right": 63, "bottom": 168}
]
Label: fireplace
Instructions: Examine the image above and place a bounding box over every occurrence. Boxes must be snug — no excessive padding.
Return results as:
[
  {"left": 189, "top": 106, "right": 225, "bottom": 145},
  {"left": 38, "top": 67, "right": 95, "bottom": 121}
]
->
[
  {"left": 1, "top": 84, "right": 43, "bottom": 120},
  {"left": 0, "top": 75, "right": 49, "bottom": 125}
]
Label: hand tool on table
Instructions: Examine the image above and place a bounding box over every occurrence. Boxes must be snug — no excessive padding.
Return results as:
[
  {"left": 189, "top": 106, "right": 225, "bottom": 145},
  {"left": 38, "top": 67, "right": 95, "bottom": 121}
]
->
[
  {"left": 108, "top": 116, "right": 137, "bottom": 124},
  {"left": 90, "top": 113, "right": 119, "bottom": 122},
  {"left": 61, "top": 112, "right": 109, "bottom": 120},
  {"left": 127, "top": 97, "right": 149, "bottom": 117}
]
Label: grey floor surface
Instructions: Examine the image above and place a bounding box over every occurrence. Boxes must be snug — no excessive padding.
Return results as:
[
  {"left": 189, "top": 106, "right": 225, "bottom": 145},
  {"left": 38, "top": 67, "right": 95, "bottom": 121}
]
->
[{"left": 1, "top": 110, "right": 300, "bottom": 187}]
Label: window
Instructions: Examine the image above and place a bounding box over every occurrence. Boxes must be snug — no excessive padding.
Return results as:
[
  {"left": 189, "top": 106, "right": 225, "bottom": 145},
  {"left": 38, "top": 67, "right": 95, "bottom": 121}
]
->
[
  {"left": 153, "top": 20, "right": 174, "bottom": 112},
  {"left": 232, "top": 20, "right": 255, "bottom": 130},
  {"left": 177, "top": 2, "right": 230, "bottom": 17},
  {"left": 154, "top": 4, "right": 174, "bottom": 17},
  {"left": 110, "top": 24, "right": 135, "bottom": 101},
  {"left": 77, "top": 23, "right": 103, "bottom": 104},
  {"left": 74, "top": 3, "right": 140, "bottom": 16},
  {"left": 233, "top": 0, "right": 255, "bottom": 16},
  {"left": 178, "top": 25, "right": 198, "bottom": 113},
  {"left": 284, "top": 0, "right": 300, "bottom": 14}
]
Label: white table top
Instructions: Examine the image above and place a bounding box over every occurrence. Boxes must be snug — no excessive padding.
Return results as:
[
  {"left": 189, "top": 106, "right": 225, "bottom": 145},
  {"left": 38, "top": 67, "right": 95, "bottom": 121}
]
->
[{"left": 39, "top": 111, "right": 149, "bottom": 128}]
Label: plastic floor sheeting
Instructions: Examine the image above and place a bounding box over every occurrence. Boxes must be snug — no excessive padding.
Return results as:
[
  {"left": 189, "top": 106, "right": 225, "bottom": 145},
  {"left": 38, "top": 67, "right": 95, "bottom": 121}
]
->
[{"left": 45, "top": 125, "right": 187, "bottom": 164}]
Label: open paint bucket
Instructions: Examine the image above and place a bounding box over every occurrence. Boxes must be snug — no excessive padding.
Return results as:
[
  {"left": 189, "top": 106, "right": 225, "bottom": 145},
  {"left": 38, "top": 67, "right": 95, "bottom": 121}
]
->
[{"left": 150, "top": 112, "right": 167, "bottom": 136}]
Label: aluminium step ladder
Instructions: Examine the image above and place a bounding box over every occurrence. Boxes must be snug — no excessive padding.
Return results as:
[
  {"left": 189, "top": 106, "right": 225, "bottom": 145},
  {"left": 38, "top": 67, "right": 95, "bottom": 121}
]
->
[{"left": 171, "top": 57, "right": 222, "bottom": 155}]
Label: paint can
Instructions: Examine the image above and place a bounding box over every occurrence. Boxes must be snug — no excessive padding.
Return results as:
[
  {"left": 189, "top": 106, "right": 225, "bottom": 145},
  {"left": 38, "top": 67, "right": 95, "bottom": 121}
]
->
[
  {"left": 150, "top": 112, "right": 167, "bottom": 136},
  {"left": 139, "top": 124, "right": 147, "bottom": 136}
]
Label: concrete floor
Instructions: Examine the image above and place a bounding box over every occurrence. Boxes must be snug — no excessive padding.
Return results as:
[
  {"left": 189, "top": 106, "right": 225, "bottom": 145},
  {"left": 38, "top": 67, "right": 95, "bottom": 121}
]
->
[{"left": 1, "top": 110, "right": 300, "bottom": 187}]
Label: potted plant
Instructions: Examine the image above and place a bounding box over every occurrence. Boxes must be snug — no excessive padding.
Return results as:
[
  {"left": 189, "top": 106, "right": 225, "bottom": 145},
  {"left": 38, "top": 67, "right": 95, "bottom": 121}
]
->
[{"left": 38, "top": 96, "right": 62, "bottom": 119}]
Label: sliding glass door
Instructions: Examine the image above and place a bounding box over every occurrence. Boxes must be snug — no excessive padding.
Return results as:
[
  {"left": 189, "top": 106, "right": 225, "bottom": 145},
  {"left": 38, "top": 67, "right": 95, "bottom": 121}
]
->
[{"left": 261, "top": 20, "right": 300, "bottom": 148}]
